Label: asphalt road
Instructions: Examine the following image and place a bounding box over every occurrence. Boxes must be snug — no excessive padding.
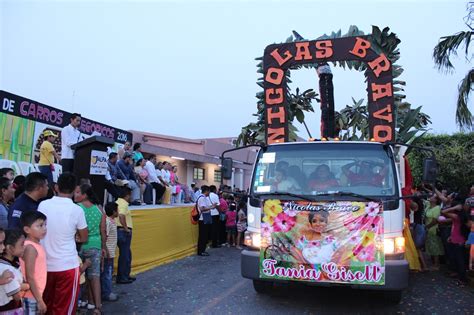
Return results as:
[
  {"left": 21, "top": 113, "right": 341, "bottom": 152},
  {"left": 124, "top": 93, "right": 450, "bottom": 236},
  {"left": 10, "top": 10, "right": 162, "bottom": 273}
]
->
[{"left": 102, "top": 247, "right": 473, "bottom": 314}]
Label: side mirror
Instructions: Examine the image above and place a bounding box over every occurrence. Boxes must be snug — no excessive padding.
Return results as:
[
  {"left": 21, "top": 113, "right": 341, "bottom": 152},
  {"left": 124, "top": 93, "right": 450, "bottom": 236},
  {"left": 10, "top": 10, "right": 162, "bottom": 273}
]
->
[
  {"left": 221, "top": 157, "right": 233, "bottom": 180},
  {"left": 422, "top": 158, "right": 437, "bottom": 183}
]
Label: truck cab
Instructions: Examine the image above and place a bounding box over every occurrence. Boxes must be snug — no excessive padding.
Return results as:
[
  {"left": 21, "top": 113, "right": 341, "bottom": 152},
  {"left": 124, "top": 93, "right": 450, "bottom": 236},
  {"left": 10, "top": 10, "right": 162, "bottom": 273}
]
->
[{"left": 239, "top": 141, "right": 409, "bottom": 302}]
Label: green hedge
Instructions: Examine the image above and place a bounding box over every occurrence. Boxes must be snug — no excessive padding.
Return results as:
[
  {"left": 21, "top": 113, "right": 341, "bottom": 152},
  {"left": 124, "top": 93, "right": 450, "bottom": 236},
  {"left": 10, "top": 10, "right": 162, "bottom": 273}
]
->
[{"left": 407, "top": 133, "right": 474, "bottom": 196}]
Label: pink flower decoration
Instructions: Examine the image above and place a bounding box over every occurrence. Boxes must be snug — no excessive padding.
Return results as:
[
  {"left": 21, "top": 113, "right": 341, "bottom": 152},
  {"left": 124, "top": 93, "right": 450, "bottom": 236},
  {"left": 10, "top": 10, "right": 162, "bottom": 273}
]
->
[
  {"left": 272, "top": 212, "right": 296, "bottom": 233},
  {"left": 365, "top": 202, "right": 380, "bottom": 217},
  {"left": 261, "top": 223, "right": 273, "bottom": 237},
  {"left": 310, "top": 240, "right": 321, "bottom": 247},
  {"left": 356, "top": 244, "right": 376, "bottom": 262}
]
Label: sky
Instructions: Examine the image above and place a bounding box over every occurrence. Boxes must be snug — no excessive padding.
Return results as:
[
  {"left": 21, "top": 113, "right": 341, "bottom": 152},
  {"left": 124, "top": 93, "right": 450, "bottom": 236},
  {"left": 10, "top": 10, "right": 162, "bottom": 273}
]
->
[{"left": 0, "top": 0, "right": 472, "bottom": 140}]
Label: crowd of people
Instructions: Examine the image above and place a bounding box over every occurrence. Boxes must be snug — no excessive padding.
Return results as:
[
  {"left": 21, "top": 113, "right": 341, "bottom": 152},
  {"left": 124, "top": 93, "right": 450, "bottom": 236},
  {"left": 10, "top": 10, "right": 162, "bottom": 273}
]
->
[
  {"left": 194, "top": 185, "right": 248, "bottom": 256},
  {"left": 104, "top": 142, "right": 194, "bottom": 207},
  {"left": 0, "top": 168, "right": 137, "bottom": 314},
  {"left": 407, "top": 183, "right": 474, "bottom": 287}
]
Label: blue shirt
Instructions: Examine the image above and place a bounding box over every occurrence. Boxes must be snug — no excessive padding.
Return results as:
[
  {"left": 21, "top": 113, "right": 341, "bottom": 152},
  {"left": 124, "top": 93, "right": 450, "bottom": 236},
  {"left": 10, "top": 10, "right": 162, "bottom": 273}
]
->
[
  {"left": 7, "top": 193, "right": 39, "bottom": 230},
  {"left": 117, "top": 160, "right": 136, "bottom": 181},
  {"left": 0, "top": 203, "right": 8, "bottom": 229}
]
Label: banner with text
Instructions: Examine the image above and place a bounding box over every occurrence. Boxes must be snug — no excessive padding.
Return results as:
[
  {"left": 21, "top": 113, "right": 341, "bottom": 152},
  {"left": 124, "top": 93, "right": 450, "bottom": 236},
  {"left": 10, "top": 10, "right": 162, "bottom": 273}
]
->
[{"left": 259, "top": 200, "right": 385, "bottom": 285}]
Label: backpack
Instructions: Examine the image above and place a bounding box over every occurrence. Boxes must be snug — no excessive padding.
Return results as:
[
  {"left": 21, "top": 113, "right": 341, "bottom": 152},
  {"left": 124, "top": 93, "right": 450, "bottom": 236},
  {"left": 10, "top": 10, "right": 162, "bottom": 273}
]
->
[{"left": 190, "top": 196, "right": 203, "bottom": 225}]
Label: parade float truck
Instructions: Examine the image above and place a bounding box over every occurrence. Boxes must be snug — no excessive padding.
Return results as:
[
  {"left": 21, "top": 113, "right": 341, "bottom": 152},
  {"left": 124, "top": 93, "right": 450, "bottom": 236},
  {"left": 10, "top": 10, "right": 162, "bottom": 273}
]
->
[
  {"left": 222, "top": 27, "right": 437, "bottom": 303},
  {"left": 221, "top": 141, "right": 436, "bottom": 304}
]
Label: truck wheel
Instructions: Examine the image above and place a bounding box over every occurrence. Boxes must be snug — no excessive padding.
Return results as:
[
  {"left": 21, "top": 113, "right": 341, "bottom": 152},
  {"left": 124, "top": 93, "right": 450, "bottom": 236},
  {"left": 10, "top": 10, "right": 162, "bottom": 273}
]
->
[
  {"left": 253, "top": 280, "right": 273, "bottom": 294},
  {"left": 384, "top": 290, "right": 403, "bottom": 304}
]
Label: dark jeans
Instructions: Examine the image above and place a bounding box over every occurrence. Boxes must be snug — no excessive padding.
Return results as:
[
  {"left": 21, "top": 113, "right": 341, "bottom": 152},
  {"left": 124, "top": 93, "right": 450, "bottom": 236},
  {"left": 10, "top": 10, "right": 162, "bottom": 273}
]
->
[
  {"left": 38, "top": 165, "right": 54, "bottom": 186},
  {"left": 447, "top": 242, "right": 467, "bottom": 281},
  {"left": 151, "top": 182, "right": 166, "bottom": 203},
  {"left": 197, "top": 221, "right": 211, "bottom": 254},
  {"left": 117, "top": 229, "right": 132, "bottom": 281},
  {"left": 101, "top": 257, "right": 114, "bottom": 298},
  {"left": 143, "top": 183, "right": 153, "bottom": 204},
  {"left": 104, "top": 181, "right": 121, "bottom": 200},
  {"left": 61, "top": 158, "right": 74, "bottom": 173},
  {"left": 210, "top": 215, "right": 220, "bottom": 247},
  {"left": 219, "top": 216, "right": 227, "bottom": 245}
]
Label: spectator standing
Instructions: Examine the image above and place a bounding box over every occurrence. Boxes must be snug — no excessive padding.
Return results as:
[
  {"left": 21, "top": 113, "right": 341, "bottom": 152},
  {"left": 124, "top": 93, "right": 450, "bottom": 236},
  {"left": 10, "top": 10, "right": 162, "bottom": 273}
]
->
[
  {"left": 131, "top": 143, "right": 144, "bottom": 164},
  {"left": 8, "top": 172, "right": 49, "bottom": 230},
  {"left": 115, "top": 187, "right": 135, "bottom": 284},
  {"left": 75, "top": 184, "right": 105, "bottom": 313},
  {"left": 117, "top": 152, "right": 141, "bottom": 206},
  {"left": 0, "top": 169, "right": 14, "bottom": 181},
  {"left": 236, "top": 201, "right": 247, "bottom": 250},
  {"left": 218, "top": 193, "right": 229, "bottom": 245},
  {"left": 39, "top": 172, "right": 88, "bottom": 315},
  {"left": 0, "top": 230, "right": 29, "bottom": 313},
  {"left": 0, "top": 178, "right": 15, "bottom": 229},
  {"left": 61, "top": 113, "right": 82, "bottom": 173},
  {"left": 424, "top": 194, "right": 444, "bottom": 271},
  {"left": 118, "top": 141, "right": 131, "bottom": 160},
  {"left": 225, "top": 202, "right": 237, "bottom": 247},
  {"left": 20, "top": 211, "right": 48, "bottom": 315},
  {"left": 441, "top": 199, "right": 468, "bottom": 285},
  {"left": 38, "top": 130, "right": 60, "bottom": 187},
  {"left": 465, "top": 185, "right": 474, "bottom": 271},
  {"left": 197, "top": 186, "right": 216, "bottom": 256},
  {"left": 208, "top": 185, "right": 221, "bottom": 248},
  {"left": 101, "top": 202, "right": 119, "bottom": 302},
  {"left": 143, "top": 155, "right": 166, "bottom": 204},
  {"left": 12, "top": 176, "right": 25, "bottom": 199}
]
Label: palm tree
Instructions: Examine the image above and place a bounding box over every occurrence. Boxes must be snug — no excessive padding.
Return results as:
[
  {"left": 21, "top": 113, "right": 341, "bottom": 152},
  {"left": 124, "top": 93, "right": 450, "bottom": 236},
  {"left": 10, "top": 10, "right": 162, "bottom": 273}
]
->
[{"left": 433, "top": 1, "right": 474, "bottom": 130}]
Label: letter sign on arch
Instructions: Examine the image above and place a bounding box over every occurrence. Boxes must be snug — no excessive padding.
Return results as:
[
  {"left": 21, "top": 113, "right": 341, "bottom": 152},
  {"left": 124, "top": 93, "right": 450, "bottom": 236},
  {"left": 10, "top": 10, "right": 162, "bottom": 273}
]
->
[{"left": 263, "top": 35, "right": 395, "bottom": 144}]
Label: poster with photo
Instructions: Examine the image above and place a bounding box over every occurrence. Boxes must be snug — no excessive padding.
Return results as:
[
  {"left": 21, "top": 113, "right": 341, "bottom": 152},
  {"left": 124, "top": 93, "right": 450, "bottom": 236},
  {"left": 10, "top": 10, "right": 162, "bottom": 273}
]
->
[{"left": 259, "top": 200, "right": 385, "bottom": 285}]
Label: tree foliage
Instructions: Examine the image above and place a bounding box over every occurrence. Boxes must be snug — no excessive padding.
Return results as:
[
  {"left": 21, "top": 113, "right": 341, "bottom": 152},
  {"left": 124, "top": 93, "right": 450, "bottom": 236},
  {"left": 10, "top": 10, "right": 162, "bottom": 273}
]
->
[
  {"left": 432, "top": 2, "right": 474, "bottom": 130},
  {"left": 407, "top": 133, "right": 474, "bottom": 196}
]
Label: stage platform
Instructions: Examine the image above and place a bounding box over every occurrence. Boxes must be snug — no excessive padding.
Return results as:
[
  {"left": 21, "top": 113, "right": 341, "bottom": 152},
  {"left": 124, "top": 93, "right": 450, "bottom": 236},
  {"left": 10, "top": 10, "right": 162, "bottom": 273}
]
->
[{"left": 125, "top": 203, "right": 197, "bottom": 274}]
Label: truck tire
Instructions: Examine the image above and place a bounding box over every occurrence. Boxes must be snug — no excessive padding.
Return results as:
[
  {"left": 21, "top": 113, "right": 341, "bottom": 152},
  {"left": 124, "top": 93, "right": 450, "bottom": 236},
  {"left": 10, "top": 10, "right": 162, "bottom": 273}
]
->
[
  {"left": 384, "top": 290, "right": 403, "bottom": 304},
  {"left": 253, "top": 280, "right": 273, "bottom": 294}
]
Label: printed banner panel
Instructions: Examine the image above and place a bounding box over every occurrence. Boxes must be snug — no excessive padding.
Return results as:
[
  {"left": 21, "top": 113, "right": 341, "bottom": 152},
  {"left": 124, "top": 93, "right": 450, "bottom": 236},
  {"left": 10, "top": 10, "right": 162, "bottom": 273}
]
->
[
  {"left": 259, "top": 200, "right": 385, "bottom": 285},
  {"left": 90, "top": 150, "right": 108, "bottom": 175}
]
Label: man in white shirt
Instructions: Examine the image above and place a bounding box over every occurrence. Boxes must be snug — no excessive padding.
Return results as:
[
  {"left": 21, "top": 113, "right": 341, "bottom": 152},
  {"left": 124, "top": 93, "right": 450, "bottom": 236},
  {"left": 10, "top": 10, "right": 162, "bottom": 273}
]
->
[
  {"left": 209, "top": 185, "right": 221, "bottom": 248},
  {"left": 158, "top": 162, "right": 172, "bottom": 204},
  {"left": 144, "top": 155, "right": 166, "bottom": 204},
  {"left": 197, "top": 185, "right": 217, "bottom": 256},
  {"left": 39, "top": 172, "right": 88, "bottom": 314},
  {"left": 61, "top": 113, "right": 82, "bottom": 173}
]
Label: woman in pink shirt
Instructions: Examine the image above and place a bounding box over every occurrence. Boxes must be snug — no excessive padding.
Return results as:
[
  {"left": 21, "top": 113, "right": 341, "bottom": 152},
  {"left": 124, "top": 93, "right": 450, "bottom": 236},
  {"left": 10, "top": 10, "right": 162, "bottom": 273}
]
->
[
  {"left": 441, "top": 203, "right": 468, "bottom": 285},
  {"left": 225, "top": 202, "right": 237, "bottom": 247}
]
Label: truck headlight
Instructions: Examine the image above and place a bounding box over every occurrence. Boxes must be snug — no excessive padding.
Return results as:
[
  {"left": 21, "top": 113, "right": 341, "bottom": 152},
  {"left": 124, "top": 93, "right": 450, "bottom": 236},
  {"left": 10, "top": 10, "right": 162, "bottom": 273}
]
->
[
  {"left": 384, "top": 236, "right": 405, "bottom": 255},
  {"left": 244, "top": 231, "right": 263, "bottom": 249}
]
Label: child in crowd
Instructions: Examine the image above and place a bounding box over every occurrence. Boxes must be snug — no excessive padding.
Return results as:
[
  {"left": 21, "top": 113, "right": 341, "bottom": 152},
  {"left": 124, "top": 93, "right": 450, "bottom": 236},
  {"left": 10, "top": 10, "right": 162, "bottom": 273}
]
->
[
  {"left": 77, "top": 254, "right": 92, "bottom": 309},
  {"left": 75, "top": 184, "right": 104, "bottom": 314},
  {"left": 236, "top": 201, "right": 247, "bottom": 250},
  {"left": 225, "top": 202, "right": 237, "bottom": 247},
  {"left": 0, "top": 229, "right": 29, "bottom": 314},
  {"left": 20, "top": 211, "right": 48, "bottom": 315},
  {"left": 101, "top": 202, "right": 119, "bottom": 302}
]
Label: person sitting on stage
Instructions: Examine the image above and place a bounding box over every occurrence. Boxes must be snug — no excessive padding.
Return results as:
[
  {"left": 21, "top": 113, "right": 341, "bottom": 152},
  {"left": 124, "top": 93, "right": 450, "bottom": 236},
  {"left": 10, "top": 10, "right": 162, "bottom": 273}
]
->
[{"left": 117, "top": 152, "right": 142, "bottom": 206}]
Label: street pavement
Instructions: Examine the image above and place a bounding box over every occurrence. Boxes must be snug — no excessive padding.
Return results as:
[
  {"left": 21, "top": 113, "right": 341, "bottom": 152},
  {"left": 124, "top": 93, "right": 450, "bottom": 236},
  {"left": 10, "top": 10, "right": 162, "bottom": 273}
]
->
[{"left": 102, "top": 247, "right": 473, "bottom": 314}]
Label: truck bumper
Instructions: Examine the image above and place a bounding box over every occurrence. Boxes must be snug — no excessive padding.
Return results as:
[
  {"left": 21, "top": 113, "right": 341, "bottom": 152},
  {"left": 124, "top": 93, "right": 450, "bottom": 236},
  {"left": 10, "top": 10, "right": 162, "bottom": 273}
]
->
[{"left": 241, "top": 249, "right": 408, "bottom": 291}]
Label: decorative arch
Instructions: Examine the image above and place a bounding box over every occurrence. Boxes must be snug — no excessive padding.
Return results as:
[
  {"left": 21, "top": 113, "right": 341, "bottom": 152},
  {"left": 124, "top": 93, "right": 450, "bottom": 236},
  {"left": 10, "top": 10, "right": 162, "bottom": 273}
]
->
[{"left": 263, "top": 35, "right": 394, "bottom": 144}]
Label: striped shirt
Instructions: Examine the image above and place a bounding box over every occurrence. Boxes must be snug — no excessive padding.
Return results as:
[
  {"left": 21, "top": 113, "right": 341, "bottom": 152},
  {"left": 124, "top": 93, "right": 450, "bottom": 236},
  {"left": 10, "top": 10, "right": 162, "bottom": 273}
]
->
[{"left": 105, "top": 217, "right": 118, "bottom": 258}]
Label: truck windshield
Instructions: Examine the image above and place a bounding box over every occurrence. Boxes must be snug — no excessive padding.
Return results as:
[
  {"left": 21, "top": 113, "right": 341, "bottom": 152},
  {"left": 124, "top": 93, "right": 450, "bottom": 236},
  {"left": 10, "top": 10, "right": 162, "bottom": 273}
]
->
[{"left": 252, "top": 143, "right": 398, "bottom": 198}]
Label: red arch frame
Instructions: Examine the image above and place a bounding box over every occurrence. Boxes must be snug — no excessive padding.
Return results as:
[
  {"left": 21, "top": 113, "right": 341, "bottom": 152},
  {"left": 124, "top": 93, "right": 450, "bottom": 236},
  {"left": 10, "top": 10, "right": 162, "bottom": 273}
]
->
[{"left": 263, "top": 36, "right": 395, "bottom": 144}]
